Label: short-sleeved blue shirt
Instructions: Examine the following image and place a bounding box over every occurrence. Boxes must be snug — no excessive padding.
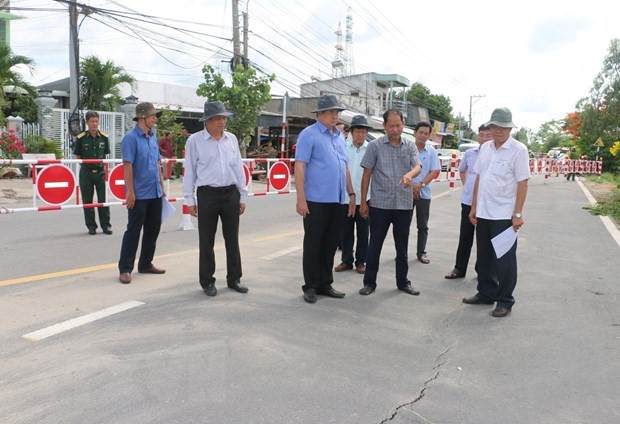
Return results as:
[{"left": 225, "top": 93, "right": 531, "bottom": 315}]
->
[
  {"left": 121, "top": 126, "right": 162, "bottom": 200},
  {"left": 295, "top": 121, "right": 348, "bottom": 203},
  {"left": 413, "top": 145, "right": 441, "bottom": 200}
]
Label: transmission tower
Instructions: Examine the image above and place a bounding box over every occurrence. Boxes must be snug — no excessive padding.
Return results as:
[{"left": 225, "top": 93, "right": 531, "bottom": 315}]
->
[
  {"left": 331, "top": 22, "right": 344, "bottom": 78},
  {"left": 345, "top": 7, "right": 354, "bottom": 76}
]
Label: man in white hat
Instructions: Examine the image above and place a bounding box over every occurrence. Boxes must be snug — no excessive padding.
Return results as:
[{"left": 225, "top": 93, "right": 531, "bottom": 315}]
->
[
  {"left": 463, "top": 107, "right": 531, "bottom": 317},
  {"left": 183, "top": 101, "right": 249, "bottom": 297},
  {"left": 118, "top": 102, "right": 166, "bottom": 285},
  {"left": 294, "top": 95, "right": 356, "bottom": 304}
]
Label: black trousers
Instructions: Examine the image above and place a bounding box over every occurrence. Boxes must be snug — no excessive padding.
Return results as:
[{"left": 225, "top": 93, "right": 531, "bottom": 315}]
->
[
  {"left": 79, "top": 167, "right": 110, "bottom": 231},
  {"left": 118, "top": 197, "right": 162, "bottom": 273},
  {"left": 302, "top": 201, "right": 343, "bottom": 292},
  {"left": 453, "top": 203, "right": 476, "bottom": 274},
  {"left": 197, "top": 185, "right": 242, "bottom": 288},
  {"left": 364, "top": 206, "right": 413, "bottom": 289},
  {"left": 340, "top": 204, "right": 369, "bottom": 266},
  {"left": 412, "top": 197, "right": 431, "bottom": 257},
  {"left": 475, "top": 218, "right": 518, "bottom": 308}
]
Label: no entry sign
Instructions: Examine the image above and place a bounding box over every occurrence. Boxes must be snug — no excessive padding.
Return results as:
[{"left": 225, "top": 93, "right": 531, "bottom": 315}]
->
[
  {"left": 269, "top": 161, "right": 290, "bottom": 191},
  {"left": 36, "top": 165, "right": 76, "bottom": 205},
  {"left": 108, "top": 164, "right": 126, "bottom": 201}
]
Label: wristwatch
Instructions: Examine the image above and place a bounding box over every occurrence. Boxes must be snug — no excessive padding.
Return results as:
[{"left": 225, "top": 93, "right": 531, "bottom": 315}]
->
[
  {"left": 348, "top": 193, "right": 356, "bottom": 197},
  {"left": 421, "top": 182, "right": 426, "bottom": 188},
  {"left": 513, "top": 213, "right": 522, "bottom": 219}
]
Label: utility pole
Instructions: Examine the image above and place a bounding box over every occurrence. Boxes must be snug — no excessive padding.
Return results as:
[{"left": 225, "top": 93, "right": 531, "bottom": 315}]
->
[
  {"left": 69, "top": 0, "right": 79, "bottom": 117},
  {"left": 232, "top": 0, "right": 241, "bottom": 68},
  {"left": 469, "top": 94, "right": 485, "bottom": 130},
  {"left": 242, "top": 12, "right": 249, "bottom": 67}
]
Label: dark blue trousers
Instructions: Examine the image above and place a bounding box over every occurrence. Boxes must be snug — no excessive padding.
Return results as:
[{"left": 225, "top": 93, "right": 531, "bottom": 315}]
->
[
  {"left": 453, "top": 203, "right": 477, "bottom": 275},
  {"left": 340, "top": 204, "right": 369, "bottom": 266},
  {"left": 118, "top": 197, "right": 162, "bottom": 273},
  {"left": 363, "top": 206, "right": 413, "bottom": 289},
  {"left": 475, "top": 218, "right": 518, "bottom": 308},
  {"left": 302, "top": 201, "right": 342, "bottom": 292}
]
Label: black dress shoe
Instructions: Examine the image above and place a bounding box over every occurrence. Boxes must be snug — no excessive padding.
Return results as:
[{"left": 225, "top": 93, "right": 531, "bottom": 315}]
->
[
  {"left": 462, "top": 294, "right": 494, "bottom": 305},
  {"left": 138, "top": 265, "right": 166, "bottom": 274},
  {"left": 303, "top": 289, "right": 317, "bottom": 303},
  {"left": 204, "top": 283, "right": 217, "bottom": 297},
  {"left": 102, "top": 228, "right": 113, "bottom": 235},
  {"left": 444, "top": 268, "right": 465, "bottom": 279},
  {"left": 491, "top": 307, "right": 511, "bottom": 317},
  {"left": 88, "top": 228, "right": 97, "bottom": 235},
  {"left": 359, "top": 285, "right": 375, "bottom": 295},
  {"left": 317, "top": 285, "right": 345, "bottom": 298},
  {"left": 227, "top": 281, "right": 249, "bottom": 293},
  {"left": 398, "top": 284, "right": 420, "bottom": 295}
]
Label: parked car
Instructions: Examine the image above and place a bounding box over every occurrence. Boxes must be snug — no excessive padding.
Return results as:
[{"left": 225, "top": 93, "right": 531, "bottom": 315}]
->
[{"left": 436, "top": 148, "right": 460, "bottom": 171}]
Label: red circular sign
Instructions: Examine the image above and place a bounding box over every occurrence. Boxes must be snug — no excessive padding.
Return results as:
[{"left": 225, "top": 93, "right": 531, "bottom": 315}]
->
[
  {"left": 36, "top": 165, "right": 76, "bottom": 205},
  {"left": 243, "top": 163, "right": 251, "bottom": 187},
  {"left": 269, "top": 161, "right": 290, "bottom": 191},
  {"left": 108, "top": 164, "right": 126, "bottom": 201}
]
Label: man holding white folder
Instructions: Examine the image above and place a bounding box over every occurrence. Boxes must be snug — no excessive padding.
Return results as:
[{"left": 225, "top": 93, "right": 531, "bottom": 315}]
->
[{"left": 463, "top": 108, "right": 530, "bottom": 318}]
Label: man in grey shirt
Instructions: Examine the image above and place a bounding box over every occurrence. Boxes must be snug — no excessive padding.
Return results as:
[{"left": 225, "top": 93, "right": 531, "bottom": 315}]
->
[{"left": 359, "top": 108, "right": 422, "bottom": 296}]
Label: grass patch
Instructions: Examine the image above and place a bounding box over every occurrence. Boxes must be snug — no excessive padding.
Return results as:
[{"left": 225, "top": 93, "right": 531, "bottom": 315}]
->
[{"left": 584, "top": 173, "right": 620, "bottom": 221}]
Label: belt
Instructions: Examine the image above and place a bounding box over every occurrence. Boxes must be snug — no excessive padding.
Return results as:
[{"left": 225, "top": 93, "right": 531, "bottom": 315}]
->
[{"left": 199, "top": 185, "right": 237, "bottom": 193}]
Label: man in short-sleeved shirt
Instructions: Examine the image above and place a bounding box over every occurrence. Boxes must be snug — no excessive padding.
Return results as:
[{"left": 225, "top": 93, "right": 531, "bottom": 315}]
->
[
  {"left": 294, "top": 95, "right": 356, "bottom": 304},
  {"left": 410, "top": 122, "right": 441, "bottom": 264},
  {"left": 117, "top": 102, "right": 167, "bottom": 285},
  {"left": 445, "top": 124, "right": 492, "bottom": 279},
  {"left": 358, "top": 108, "right": 421, "bottom": 296},
  {"left": 463, "top": 107, "right": 530, "bottom": 318}
]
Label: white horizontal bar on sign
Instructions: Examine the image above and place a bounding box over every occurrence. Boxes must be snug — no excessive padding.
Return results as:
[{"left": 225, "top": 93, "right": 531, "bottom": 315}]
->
[
  {"left": 22, "top": 301, "right": 145, "bottom": 341},
  {"left": 272, "top": 175, "right": 287, "bottom": 179},
  {"left": 44, "top": 182, "right": 69, "bottom": 188},
  {"left": 114, "top": 180, "right": 125, "bottom": 186}
]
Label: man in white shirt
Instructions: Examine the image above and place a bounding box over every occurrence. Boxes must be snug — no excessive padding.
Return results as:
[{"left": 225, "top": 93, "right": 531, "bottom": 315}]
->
[
  {"left": 183, "top": 101, "right": 249, "bottom": 297},
  {"left": 445, "top": 124, "right": 492, "bottom": 279},
  {"left": 334, "top": 115, "right": 373, "bottom": 274},
  {"left": 463, "top": 108, "right": 530, "bottom": 318}
]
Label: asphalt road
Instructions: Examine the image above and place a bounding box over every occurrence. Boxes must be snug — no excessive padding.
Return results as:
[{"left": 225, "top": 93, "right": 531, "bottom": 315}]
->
[{"left": 0, "top": 175, "right": 618, "bottom": 424}]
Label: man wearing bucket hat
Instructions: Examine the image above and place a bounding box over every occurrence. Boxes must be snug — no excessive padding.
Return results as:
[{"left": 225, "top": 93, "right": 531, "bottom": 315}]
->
[
  {"left": 294, "top": 94, "right": 356, "bottom": 304},
  {"left": 183, "top": 101, "right": 249, "bottom": 297},
  {"left": 463, "top": 107, "right": 530, "bottom": 318},
  {"left": 118, "top": 102, "right": 166, "bottom": 285},
  {"left": 334, "top": 114, "right": 373, "bottom": 275}
]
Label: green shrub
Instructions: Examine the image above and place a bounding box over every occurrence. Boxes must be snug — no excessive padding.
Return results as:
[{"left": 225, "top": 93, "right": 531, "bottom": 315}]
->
[{"left": 23, "top": 135, "right": 63, "bottom": 158}]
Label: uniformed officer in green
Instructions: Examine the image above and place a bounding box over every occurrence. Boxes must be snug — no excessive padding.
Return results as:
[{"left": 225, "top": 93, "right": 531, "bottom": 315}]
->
[{"left": 74, "top": 111, "right": 112, "bottom": 235}]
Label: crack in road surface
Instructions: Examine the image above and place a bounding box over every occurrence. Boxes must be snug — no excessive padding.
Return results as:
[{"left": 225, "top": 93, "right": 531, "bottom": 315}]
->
[{"left": 379, "top": 346, "right": 453, "bottom": 423}]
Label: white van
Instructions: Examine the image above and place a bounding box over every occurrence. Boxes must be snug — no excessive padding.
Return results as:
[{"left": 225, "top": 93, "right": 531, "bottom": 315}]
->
[{"left": 458, "top": 142, "right": 480, "bottom": 154}]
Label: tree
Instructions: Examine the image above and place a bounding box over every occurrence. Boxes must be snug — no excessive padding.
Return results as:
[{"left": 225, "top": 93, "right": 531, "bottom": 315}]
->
[
  {"left": 79, "top": 55, "right": 136, "bottom": 111},
  {"left": 572, "top": 39, "right": 620, "bottom": 172},
  {"left": 531, "top": 119, "right": 572, "bottom": 153},
  {"left": 196, "top": 64, "right": 275, "bottom": 150},
  {"left": 406, "top": 82, "right": 454, "bottom": 125},
  {"left": 0, "top": 45, "right": 35, "bottom": 126}
]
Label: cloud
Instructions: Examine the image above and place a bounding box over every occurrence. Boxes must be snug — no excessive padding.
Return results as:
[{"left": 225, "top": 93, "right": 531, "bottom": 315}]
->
[{"left": 529, "top": 16, "right": 591, "bottom": 54}]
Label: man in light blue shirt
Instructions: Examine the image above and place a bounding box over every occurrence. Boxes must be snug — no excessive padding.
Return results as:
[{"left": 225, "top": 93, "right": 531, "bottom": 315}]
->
[
  {"left": 335, "top": 115, "right": 372, "bottom": 275},
  {"left": 411, "top": 122, "right": 441, "bottom": 264},
  {"left": 183, "top": 101, "right": 249, "bottom": 297},
  {"left": 294, "top": 95, "right": 356, "bottom": 304},
  {"left": 445, "top": 124, "right": 491, "bottom": 279}
]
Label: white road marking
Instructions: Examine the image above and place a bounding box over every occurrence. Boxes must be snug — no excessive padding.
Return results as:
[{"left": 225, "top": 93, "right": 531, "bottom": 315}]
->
[
  {"left": 22, "top": 301, "right": 145, "bottom": 341},
  {"left": 578, "top": 179, "right": 620, "bottom": 248},
  {"left": 261, "top": 246, "right": 302, "bottom": 260}
]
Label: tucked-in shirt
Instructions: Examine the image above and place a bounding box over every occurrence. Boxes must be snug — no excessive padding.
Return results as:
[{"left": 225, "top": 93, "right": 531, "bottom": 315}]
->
[
  {"left": 74, "top": 130, "right": 110, "bottom": 169},
  {"left": 458, "top": 147, "right": 480, "bottom": 206},
  {"left": 158, "top": 137, "right": 173, "bottom": 158},
  {"left": 295, "top": 121, "right": 348, "bottom": 203},
  {"left": 182, "top": 129, "right": 248, "bottom": 206},
  {"left": 413, "top": 145, "right": 440, "bottom": 199},
  {"left": 473, "top": 136, "right": 531, "bottom": 220},
  {"left": 342, "top": 140, "right": 369, "bottom": 205},
  {"left": 121, "top": 126, "right": 162, "bottom": 200},
  {"left": 360, "top": 135, "right": 420, "bottom": 210}
]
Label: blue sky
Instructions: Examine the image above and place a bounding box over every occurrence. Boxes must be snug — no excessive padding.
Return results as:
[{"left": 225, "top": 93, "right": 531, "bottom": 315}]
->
[{"left": 8, "top": 0, "right": 620, "bottom": 133}]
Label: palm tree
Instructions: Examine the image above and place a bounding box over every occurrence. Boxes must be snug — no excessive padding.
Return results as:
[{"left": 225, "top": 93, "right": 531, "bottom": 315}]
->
[
  {"left": 0, "top": 44, "right": 35, "bottom": 126},
  {"left": 79, "top": 55, "right": 136, "bottom": 111}
]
